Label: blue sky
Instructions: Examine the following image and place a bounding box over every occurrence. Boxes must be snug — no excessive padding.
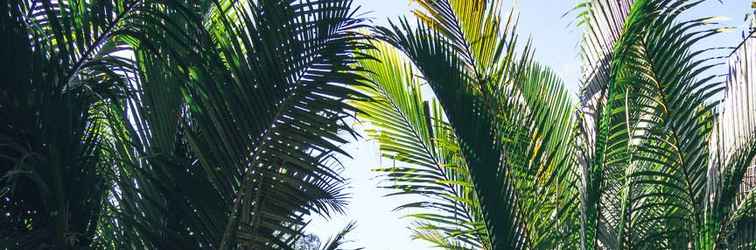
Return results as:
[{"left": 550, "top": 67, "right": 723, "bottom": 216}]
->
[{"left": 307, "top": 1, "right": 753, "bottom": 249}]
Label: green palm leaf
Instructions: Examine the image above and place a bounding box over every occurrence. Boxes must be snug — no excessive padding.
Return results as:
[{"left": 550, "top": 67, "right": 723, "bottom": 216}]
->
[
  {"left": 372, "top": 2, "right": 580, "bottom": 249},
  {"left": 353, "top": 41, "right": 491, "bottom": 249}
]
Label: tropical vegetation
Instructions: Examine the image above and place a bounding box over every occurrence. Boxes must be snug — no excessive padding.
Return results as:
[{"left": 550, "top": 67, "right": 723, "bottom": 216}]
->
[
  {"left": 1, "top": 0, "right": 755, "bottom": 249},
  {"left": 1, "top": 0, "right": 367, "bottom": 249}
]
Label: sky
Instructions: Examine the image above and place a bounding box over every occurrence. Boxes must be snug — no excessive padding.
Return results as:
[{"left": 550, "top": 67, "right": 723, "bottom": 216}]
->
[{"left": 307, "top": 1, "right": 753, "bottom": 249}]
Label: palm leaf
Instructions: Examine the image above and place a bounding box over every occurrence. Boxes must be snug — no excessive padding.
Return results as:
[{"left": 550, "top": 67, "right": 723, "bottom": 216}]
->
[
  {"left": 373, "top": 2, "right": 580, "bottom": 248},
  {"left": 352, "top": 41, "right": 491, "bottom": 249},
  {"left": 318, "top": 221, "right": 363, "bottom": 250},
  {"left": 579, "top": 0, "right": 741, "bottom": 248}
]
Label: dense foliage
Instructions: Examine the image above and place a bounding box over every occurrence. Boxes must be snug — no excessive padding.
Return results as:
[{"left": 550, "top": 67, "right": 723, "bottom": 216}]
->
[
  {"left": 1, "top": 0, "right": 366, "bottom": 249},
  {"left": 1, "top": 0, "right": 754, "bottom": 249},
  {"left": 358, "top": 0, "right": 756, "bottom": 249}
]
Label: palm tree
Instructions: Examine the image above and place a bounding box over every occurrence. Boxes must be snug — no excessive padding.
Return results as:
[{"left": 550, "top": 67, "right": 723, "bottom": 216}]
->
[
  {"left": 4, "top": 0, "right": 755, "bottom": 249},
  {"left": 575, "top": 0, "right": 756, "bottom": 248},
  {"left": 361, "top": 1, "right": 580, "bottom": 249},
  {"left": 359, "top": 0, "right": 756, "bottom": 249},
  {"left": 1, "top": 0, "right": 171, "bottom": 247},
  {"left": 1, "top": 0, "right": 368, "bottom": 249}
]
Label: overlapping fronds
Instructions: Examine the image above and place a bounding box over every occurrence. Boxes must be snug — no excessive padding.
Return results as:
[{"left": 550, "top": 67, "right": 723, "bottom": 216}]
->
[
  {"left": 352, "top": 41, "right": 491, "bottom": 249},
  {"left": 363, "top": 0, "right": 756, "bottom": 249},
  {"left": 110, "top": 0, "right": 370, "bottom": 249},
  {"left": 575, "top": 0, "right": 756, "bottom": 248},
  {"left": 1, "top": 0, "right": 369, "bottom": 249},
  {"left": 0, "top": 0, "right": 182, "bottom": 248},
  {"left": 369, "top": 1, "right": 580, "bottom": 249},
  {"left": 3, "top": 0, "right": 756, "bottom": 249},
  {"left": 569, "top": 1, "right": 634, "bottom": 246}
]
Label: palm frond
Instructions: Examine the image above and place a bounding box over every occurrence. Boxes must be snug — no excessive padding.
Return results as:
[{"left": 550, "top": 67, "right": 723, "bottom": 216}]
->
[
  {"left": 116, "top": 0, "right": 368, "bottom": 248},
  {"left": 582, "top": 0, "right": 735, "bottom": 248},
  {"left": 352, "top": 41, "right": 491, "bottom": 249},
  {"left": 569, "top": 1, "right": 634, "bottom": 246},
  {"left": 319, "top": 221, "right": 362, "bottom": 250},
  {"left": 2, "top": 0, "right": 369, "bottom": 249},
  {"left": 373, "top": 2, "right": 580, "bottom": 248},
  {"left": 375, "top": 15, "right": 531, "bottom": 249}
]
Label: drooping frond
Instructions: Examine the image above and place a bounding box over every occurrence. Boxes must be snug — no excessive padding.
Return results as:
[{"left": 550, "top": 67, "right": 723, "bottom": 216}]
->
[
  {"left": 352, "top": 41, "right": 491, "bottom": 249},
  {"left": 372, "top": 1, "right": 580, "bottom": 248},
  {"left": 375, "top": 15, "right": 532, "bottom": 249}
]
